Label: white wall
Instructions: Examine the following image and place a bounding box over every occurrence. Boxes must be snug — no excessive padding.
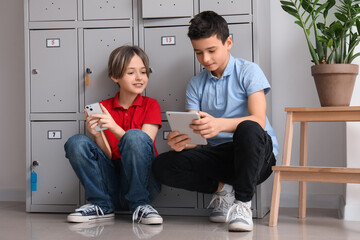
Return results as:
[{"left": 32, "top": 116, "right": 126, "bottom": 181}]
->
[
  {"left": 0, "top": 0, "right": 26, "bottom": 201},
  {"left": 0, "top": 0, "right": 349, "bottom": 209},
  {"left": 270, "top": 1, "right": 345, "bottom": 209}
]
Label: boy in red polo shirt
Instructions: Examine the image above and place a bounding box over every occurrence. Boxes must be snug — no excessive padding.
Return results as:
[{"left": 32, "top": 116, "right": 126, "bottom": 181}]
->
[{"left": 65, "top": 46, "right": 163, "bottom": 225}]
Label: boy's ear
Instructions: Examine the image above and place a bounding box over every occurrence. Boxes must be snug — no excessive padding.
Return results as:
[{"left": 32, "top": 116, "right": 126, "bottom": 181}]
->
[
  {"left": 110, "top": 76, "right": 119, "bottom": 84},
  {"left": 225, "top": 36, "right": 233, "bottom": 51}
]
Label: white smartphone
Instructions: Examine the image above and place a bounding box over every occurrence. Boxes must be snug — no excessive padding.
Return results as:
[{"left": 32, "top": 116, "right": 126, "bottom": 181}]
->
[
  {"left": 166, "top": 111, "right": 207, "bottom": 145},
  {"left": 85, "top": 102, "right": 108, "bottom": 131}
]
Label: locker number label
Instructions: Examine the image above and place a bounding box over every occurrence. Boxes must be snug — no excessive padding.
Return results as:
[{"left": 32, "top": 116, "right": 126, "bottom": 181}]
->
[
  {"left": 161, "top": 36, "right": 176, "bottom": 46},
  {"left": 48, "top": 130, "right": 62, "bottom": 139},
  {"left": 163, "top": 131, "right": 170, "bottom": 140},
  {"left": 46, "top": 38, "right": 60, "bottom": 48}
]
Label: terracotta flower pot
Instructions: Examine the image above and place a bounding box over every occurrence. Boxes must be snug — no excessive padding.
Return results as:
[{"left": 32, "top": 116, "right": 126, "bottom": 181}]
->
[{"left": 311, "top": 64, "right": 359, "bottom": 107}]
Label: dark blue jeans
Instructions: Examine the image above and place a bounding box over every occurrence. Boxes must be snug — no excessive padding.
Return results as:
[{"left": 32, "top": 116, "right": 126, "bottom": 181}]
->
[
  {"left": 152, "top": 120, "right": 276, "bottom": 202},
  {"left": 64, "top": 129, "right": 161, "bottom": 213}
]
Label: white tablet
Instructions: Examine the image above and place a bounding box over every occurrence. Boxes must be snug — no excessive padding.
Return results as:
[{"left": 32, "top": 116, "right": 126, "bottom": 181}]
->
[{"left": 166, "top": 111, "right": 207, "bottom": 145}]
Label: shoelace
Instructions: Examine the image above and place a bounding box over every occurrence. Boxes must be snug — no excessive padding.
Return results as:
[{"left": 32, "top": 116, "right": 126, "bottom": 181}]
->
[
  {"left": 207, "top": 192, "right": 232, "bottom": 210},
  {"left": 225, "top": 202, "right": 251, "bottom": 222},
  {"left": 132, "top": 205, "right": 158, "bottom": 223},
  {"left": 76, "top": 204, "right": 105, "bottom": 216}
]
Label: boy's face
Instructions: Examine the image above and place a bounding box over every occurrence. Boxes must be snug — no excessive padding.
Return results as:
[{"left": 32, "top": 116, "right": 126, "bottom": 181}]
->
[
  {"left": 191, "top": 34, "right": 232, "bottom": 78},
  {"left": 111, "top": 55, "right": 148, "bottom": 96}
]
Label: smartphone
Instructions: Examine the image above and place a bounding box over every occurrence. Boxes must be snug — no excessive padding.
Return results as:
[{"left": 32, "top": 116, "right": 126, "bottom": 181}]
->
[{"left": 85, "top": 102, "right": 107, "bottom": 131}]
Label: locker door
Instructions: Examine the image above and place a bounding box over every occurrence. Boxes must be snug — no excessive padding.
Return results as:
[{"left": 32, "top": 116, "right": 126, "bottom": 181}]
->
[
  {"left": 142, "top": 0, "right": 193, "bottom": 18},
  {"left": 31, "top": 121, "right": 79, "bottom": 205},
  {"left": 30, "top": 29, "right": 78, "bottom": 113},
  {"left": 29, "top": 0, "right": 77, "bottom": 21},
  {"left": 199, "top": 0, "right": 251, "bottom": 15},
  {"left": 229, "top": 23, "right": 253, "bottom": 61},
  {"left": 144, "top": 26, "right": 195, "bottom": 112},
  {"left": 84, "top": 28, "right": 132, "bottom": 105},
  {"left": 83, "top": 0, "right": 132, "bottom": 20}
]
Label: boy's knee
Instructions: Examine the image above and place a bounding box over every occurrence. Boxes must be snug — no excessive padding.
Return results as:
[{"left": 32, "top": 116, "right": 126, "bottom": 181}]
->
[
  {"left": 234, "top": 120, "right": 264, "bottom": 145},
  {"left": 235, "top": 120, "right": 262, "bottom": 137},
  {"left": 64, "top": 134, "right": 91, "bottom": 158},
  {"left": 121, "top": 129, "right": 150, "bottom": 145}
]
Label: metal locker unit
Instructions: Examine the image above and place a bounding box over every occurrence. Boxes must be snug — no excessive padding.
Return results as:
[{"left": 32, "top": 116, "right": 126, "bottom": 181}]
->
[
  {"left": 83, "top": 0, "right": 132, "bottom": 20},
  {"left": 199, "top": 0, "right": 252, "bottom": 15},
  {"left": 25, "top": 0, "right": 136, "bottom": 212},
  {"left": 142, "top": 0, "right": 193, "bottom": 18},
  {"left": 229, "top": 23, "right": 253, "bottom": 62},
  {"left": 30, "top": 29, "right": 78, "bottom": 113},
  {"left": 28, "top": 0, "right": 77, "bottom": 22},
  {"left": 84, "top": 28, "right": 133, "bottom": 105},
  {"left": 144, "top": 26, "right": 195, "bottom": 113},
  {"left": 30, "top": 121, "right": 80, "bottom": 212}
]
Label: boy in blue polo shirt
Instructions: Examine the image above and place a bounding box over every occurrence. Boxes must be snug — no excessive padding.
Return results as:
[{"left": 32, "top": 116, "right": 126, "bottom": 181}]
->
[{"left": 153, "top": 11, "right": 278, "bottom": 232}]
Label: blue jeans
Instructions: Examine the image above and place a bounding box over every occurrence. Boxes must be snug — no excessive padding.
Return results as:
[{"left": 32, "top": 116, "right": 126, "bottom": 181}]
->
[{"left": 64, "top": 129, "right": 161, "bottom": 213}]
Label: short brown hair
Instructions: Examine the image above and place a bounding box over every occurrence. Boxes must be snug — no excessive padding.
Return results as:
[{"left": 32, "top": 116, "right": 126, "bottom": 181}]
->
[{"left": 108, "top": 45, "right": 150, "bottom": 79}]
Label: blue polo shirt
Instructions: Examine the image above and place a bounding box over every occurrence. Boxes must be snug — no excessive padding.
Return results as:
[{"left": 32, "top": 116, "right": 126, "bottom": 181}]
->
[{"left": 185, "top": 54, "right": 279, "bottom": 156}]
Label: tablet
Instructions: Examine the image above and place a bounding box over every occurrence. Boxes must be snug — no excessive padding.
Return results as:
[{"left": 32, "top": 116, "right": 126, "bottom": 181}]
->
[{"left": 166, "top": 111, "right": 207, "bottom": 145}]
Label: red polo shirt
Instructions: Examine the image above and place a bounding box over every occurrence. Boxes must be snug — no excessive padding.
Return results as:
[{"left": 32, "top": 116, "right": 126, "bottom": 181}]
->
[{"left": 100, "top": 93, "right": 162, "bottom": 160}]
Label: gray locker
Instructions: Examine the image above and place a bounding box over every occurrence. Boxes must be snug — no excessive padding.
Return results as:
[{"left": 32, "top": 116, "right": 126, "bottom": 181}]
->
[
  {"left": 229, "top": 23, "right": 253, "bottom": 61},
  {"left": 142, "top": 0, "right": 193, "bottom": 18},
  {"left": 144, "top": 26, "right": 194, "bottom": 112},
  {"left": 83, "top": 0, "right": 132, "bottom": 20},
  {"left": 29, "top": 0, "right": 77, "bottom": 21},
  {"left": 152, "top": 186, "right": 198, "bottom": 208},
  {"left": 200, "top": 0, "right": 252, "bottom": 15},
  {"left": 154, "top": 121, "right": 172, "bottom": 154},
  {"left": 30, "top": 29, "right": 78, "bottom": 113},
  {"left": 31, "top": 121, "right": 79, "bottom": 205},
  {"left": 84, "top": 28, "right": 133, "bottom": 105}
]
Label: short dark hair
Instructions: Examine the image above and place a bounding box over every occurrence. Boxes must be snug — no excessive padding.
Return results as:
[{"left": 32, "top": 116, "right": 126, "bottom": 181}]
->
[
  {"left": 187, "top": 11, "right": 229, "bottom": 44},
  {"left": 108, "top": 45, "right": 150, "bottom": 79}
]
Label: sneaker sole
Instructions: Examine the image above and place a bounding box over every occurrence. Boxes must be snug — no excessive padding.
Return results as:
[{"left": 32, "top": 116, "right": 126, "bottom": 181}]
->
[
  {"left": 67, "top": 213, "right": 115, "bottom": 223},
  {"left": 140, "top": 217, "right": 163, "bottom": 225},
  {"left": 228, "top": 222, "right": 253, "bottom": 232},
  {"left": 209, "top": 215, "right": 227, "bottom": 223}
]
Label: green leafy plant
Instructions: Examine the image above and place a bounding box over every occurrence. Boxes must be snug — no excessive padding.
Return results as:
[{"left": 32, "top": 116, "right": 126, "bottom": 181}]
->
[{"left": 281, "top": 0, "right": 360, "bottom": 64}]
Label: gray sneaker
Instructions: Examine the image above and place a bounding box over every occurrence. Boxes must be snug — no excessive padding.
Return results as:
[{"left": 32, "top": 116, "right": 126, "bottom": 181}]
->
[
  {"left": 208, "top": 190, "right": 235, "bottom": 223},
  {"left": 226, "top": 201, "right": 253, "bottom": 232},
  {"left": 132, "top": 205, "right": 163, "bottom": 225}
]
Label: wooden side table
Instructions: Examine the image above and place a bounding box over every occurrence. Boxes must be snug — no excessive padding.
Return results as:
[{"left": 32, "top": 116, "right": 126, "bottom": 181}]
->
[{"left": 269, "top": 107, "right": 360, "bottom": 227}]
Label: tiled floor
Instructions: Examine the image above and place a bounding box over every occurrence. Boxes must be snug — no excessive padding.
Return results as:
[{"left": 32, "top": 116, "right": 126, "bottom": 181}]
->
[{"left": 1, "top": 201, "right": 360, "bottom": 239}]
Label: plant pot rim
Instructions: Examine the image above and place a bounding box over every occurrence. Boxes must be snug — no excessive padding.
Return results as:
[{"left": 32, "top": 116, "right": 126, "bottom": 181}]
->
[{"left": 311, "top": 64, "right": 359, "bottom": 75}]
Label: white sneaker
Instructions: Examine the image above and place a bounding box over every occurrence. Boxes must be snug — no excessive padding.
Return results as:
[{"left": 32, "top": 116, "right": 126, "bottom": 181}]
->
[
  {"left": 208, "top": 190, "right": 235, "bottom": 223},
  {"left": 67, "top": 204, "right": 115, "bottom": 223},
  {"left": 132, "top": 205, "right": 163, "bottom": 225},
  {"left": 226, "top": 201, "right": 253, "bottom": 232}
]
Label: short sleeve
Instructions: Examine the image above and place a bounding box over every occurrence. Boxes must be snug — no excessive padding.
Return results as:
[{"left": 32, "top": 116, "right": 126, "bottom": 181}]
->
[
  {"left": 143, "top": 98, "right": 162, "bottom": 128},
  {"left": 185, "top": 76, "right": 202, "bottom": 111},
  {"left": 241, "top": 62, "right": 271, "bottom": 96}
]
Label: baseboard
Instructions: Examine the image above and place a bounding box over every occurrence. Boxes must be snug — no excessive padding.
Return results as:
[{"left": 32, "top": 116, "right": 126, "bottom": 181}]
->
[
  {"left": 340, "top": 198, "right": 360, "bottom": 221},
  {"left": 0, "top": 188, "right": 25, "bottom": 201}
]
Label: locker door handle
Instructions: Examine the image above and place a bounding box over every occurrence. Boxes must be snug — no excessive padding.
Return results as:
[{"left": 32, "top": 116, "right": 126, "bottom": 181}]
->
[
  {"left": 86, "top": 68, "right": 92, "bottom": 86},
  {"left": 32, "top": 69, "right": 39, "bottom": 74}
]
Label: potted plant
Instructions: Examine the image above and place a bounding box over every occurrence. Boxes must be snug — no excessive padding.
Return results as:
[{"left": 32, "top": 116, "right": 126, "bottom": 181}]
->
[{"left": 281, "top": 0, "right": 360, "bottom": 106}]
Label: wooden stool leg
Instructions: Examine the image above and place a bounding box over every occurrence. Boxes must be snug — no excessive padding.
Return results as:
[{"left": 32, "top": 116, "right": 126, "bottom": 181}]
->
[
  {"left": 299, "top": 122, "right": 308, "bottom": 218},
  {"left": 269, "top": 170, "right": 282, "bottom": 227}
]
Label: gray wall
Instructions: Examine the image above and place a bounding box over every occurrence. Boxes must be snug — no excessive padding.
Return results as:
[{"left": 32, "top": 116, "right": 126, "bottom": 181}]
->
[
  {"left": 0, "top": 0, "right": 346, "bottom": 209},
  {"left": 270, "top": 1, "right": 345, "bottom": 209},
  {"left": 0, "top": 0, "right": 25, "bottom": 200}
]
